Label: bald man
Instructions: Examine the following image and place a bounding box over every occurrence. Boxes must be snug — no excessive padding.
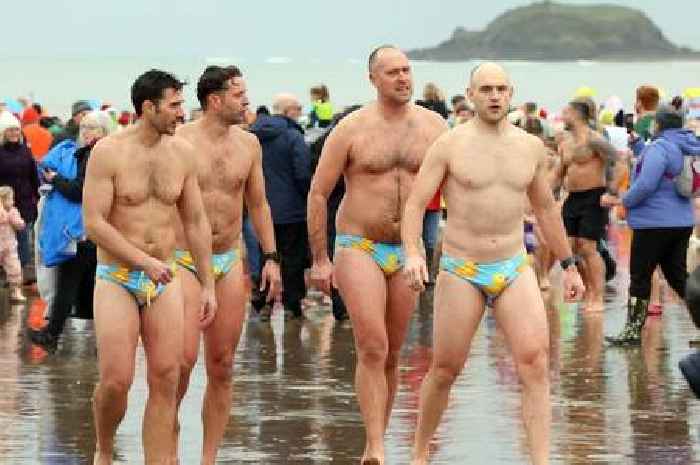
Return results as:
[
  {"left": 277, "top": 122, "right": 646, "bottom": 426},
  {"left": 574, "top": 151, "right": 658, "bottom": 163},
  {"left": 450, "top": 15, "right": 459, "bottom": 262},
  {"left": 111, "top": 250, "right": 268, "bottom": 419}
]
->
[
  {"left": 251, "top": 92, "right": 311, "bottom": 320},
  {"left": 402, "top": 63, "right": 584, "bottom": 465},
  {"left": 308, "top": 46, "right": 447, "bottom": 464}
]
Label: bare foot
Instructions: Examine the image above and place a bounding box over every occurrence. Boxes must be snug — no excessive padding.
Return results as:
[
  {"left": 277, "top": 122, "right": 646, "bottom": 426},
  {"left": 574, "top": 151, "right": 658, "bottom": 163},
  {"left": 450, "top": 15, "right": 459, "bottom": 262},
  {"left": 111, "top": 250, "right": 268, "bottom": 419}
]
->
[
  {"left": 93, "top": 452, "right": 112, "bottom": 465},
  {"left": 411, "top": 451, "right": 429, "bottom": 465}
]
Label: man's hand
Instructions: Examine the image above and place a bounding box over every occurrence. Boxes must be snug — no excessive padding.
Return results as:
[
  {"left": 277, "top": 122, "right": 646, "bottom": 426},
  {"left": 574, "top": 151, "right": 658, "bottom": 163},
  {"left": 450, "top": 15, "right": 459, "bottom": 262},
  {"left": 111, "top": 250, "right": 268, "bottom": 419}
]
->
[
  {"left": 403, "top": 254, "right": 429, "bottom": 293},
  {"left": 600, "top": 193, "right": 621, "bottom": 208},
  {"left": 562, "top": 268, "right": 585, "bottom": 303},
  {"left": 198, "top": 284, "right": 217, "bottom": 329},
  {"left": 310, "top": 259, "right": 333, "bottom": 296},
  {"left": 143, "top": 256, "right": 174, "bottom": 285},
  {"left": 260, "top": 260, "right": 282, "bottom": 303}
]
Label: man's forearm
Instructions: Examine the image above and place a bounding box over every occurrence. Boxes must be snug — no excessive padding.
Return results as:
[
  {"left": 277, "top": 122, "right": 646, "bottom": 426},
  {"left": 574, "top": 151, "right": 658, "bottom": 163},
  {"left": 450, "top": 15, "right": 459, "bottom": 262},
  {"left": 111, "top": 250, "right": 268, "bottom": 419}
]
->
[
  {"left": 401, "top": 202, "right": 425, "bottom": 257},
  {"left": 535, "top": 204, "right": 573, "bottom": 261},
  {"left": 85, "top": 218, "right": 150, "bottom": 268},
  {"left": 249, "top": 202, "right": 276, "bottom": 253},
  {"left": 307, "top": 193, "right": 329, "bottom": 262},
  {"left": 185, "top": 218, "right": 214, "bottom": 288}
]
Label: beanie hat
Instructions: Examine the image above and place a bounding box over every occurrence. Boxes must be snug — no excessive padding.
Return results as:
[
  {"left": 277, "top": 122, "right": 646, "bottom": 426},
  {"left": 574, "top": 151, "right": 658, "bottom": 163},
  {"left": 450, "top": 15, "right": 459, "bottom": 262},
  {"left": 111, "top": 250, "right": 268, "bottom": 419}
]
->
[
  {"left": 0, "top": 111, "right": 21, "bottom": 144},
  {"left": 71, "top": 100, "right": 92, "bottom": 117}
]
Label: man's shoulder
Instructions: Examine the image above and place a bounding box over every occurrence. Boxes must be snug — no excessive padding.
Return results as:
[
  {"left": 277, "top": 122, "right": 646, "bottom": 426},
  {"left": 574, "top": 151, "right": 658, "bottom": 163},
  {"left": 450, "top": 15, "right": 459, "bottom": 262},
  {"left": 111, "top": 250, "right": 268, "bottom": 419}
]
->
[{"left": 412, "top": 103, "right": 448, "bottom": 128}]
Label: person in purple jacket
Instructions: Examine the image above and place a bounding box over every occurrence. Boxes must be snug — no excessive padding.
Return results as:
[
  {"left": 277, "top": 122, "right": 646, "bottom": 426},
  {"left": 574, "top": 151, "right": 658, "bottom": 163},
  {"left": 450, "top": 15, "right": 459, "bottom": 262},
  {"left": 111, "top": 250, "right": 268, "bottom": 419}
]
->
[{"left": 604, "top": 104, "right": 700, "bottom": 345}]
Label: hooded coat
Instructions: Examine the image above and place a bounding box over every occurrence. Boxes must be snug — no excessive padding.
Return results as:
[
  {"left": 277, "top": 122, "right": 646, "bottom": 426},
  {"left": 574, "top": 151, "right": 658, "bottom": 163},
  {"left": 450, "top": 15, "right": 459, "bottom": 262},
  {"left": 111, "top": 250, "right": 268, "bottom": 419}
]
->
[{"left": 0, "top": 112, "right": 39, "bottom": 223}]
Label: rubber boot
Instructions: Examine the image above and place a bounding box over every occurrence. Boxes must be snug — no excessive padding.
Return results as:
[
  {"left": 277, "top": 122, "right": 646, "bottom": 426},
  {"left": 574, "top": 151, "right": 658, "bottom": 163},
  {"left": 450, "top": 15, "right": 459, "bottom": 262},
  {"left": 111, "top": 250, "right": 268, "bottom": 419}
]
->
[{"left": 606, "top": 297, "right": 649, "bottom": 346}]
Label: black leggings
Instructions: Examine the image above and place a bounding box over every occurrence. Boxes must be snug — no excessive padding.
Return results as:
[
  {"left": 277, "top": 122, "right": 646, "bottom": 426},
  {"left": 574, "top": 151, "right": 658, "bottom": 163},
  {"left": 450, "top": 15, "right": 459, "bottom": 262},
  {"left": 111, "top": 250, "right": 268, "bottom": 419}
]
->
[{"left": 629, "top": 227, "right": 692, "bottom": 300}]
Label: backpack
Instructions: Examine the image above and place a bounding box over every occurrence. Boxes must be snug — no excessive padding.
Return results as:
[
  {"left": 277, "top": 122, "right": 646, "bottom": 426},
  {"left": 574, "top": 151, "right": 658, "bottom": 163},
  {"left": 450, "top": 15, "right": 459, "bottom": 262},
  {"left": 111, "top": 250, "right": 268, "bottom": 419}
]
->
[{"left": 638, "top": 138, "right": 700, "bottom": 198}]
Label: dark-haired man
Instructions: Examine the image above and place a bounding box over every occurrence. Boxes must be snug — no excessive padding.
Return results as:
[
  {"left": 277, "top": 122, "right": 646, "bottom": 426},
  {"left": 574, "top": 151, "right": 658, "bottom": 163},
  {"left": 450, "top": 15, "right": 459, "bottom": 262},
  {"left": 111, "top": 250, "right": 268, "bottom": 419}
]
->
[
  {"left": 308, "top": 45, "right": 447, "bottom": 464},
  {"left": 172, "top": 65, "right": 281, "bottom": 465},
  {"left": 558, "top": 100, "right": 618, "bottom": 312},
  {"left": 83, "top": 69, "right": 216, "bottom": 465}
]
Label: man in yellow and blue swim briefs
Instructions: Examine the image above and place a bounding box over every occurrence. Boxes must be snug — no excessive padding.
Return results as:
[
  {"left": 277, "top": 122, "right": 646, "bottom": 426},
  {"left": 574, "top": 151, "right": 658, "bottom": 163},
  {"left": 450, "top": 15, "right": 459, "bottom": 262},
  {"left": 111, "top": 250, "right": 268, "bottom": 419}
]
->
[
  {"left": 170, "top": 65, "right": 282, "bottom": 465},
  {"left": 401, "top": 63, "right": 585, "bottom": 465},
  {"left": 82, "top": 69, "right": 217, "bottom": 465}
]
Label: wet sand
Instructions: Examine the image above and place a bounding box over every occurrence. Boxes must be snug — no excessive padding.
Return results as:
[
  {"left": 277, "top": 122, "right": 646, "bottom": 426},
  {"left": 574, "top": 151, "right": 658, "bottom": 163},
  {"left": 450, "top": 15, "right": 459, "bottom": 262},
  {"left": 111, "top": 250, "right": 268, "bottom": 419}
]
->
[{"left": 1, "top": 225, "right": 699, "bottom": 464}]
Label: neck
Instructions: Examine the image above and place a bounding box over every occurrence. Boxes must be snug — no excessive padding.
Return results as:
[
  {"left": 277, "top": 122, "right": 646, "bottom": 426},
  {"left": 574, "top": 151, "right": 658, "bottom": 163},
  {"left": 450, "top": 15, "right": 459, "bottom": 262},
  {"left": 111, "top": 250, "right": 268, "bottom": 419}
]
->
[
  {"left": 473, "top": 115, "right": 509, "bottom": 134},
  {"left": 201, "top": 112, "right": 230, "bottom": 139},
  {"left": 640, "top": 109, "right": 656, "bottom": 118},
  {"left": 572, "top": 122, "right": 590, "bottom": 138},
  {"left": 377, "top": 96, "right": 409, "bottom": 120},
  {"left": 136, "top": 120, "right": 162, "bottom": 148}
]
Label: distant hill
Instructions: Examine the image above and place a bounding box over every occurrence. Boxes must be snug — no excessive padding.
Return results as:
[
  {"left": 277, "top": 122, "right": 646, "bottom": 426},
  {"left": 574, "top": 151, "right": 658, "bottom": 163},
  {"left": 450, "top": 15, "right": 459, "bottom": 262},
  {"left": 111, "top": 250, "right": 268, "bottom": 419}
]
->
[{"left": 407, "top": 1, "right": 700, "bottom": 61}]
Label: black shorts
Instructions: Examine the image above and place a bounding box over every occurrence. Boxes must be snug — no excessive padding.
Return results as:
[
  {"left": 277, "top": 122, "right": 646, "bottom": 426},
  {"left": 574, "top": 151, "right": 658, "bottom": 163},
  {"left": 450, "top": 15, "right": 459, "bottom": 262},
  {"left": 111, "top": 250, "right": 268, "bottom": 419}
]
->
[{"left": 562, "top": 187, "right": 608, "bottom": 241}]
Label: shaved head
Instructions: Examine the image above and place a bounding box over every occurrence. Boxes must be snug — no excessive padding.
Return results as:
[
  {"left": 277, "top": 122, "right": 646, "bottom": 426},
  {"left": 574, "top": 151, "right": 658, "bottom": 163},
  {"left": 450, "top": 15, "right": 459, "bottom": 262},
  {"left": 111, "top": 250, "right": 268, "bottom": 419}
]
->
[
  {"left": 272, "top": 93, "right": 300, "bottom": 114},
  {"left": 368, "top": 45, "right": 405, "bottom": 72},
  {"left": 469, "top": 62, "right": 511, "bottom": 88}
]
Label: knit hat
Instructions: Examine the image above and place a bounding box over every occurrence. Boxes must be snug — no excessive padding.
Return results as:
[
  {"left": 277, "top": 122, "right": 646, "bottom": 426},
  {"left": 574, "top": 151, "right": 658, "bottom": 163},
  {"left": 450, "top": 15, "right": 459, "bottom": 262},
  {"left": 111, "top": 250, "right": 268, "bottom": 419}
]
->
[
  {"left": 598, "top": 109, "right": 615, "bottom": 127},
  {"left": 71, "top": 100, "right": 92, "bottom": 117},
  {"left": 21, "top": 107, "right": 40, "bottom": 125},
  {"left": 0, "top": 111, "right": 21, "bottom": 144}
]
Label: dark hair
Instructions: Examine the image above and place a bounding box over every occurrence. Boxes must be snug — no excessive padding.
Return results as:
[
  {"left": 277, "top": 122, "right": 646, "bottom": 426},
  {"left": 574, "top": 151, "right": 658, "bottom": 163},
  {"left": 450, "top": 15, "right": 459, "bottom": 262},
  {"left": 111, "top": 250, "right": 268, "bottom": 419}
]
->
[
  {"left": 524, "top": 117, "right": 544, "bottom": 136},
  {"left": 197, "top": 65, "right": 243, "bottom": 109},
  {"left": 569, "top": 100, "right": 591, "bottom": 121},
  {"left": 131, "top": 69, "right": 185, "bottom": 117},
  {"left": 32, "top": 103, "right": 43, "bottom": 115},
  {"left": 451, "top": 94, "right": 466, "bottom": 107},
  {"left": 671, "top": 96, "right": 684, "bottom": 111},
  {"left": 368, "top": 45, "right": 397, "bottom": 72},
  {"left": 524, "top": 102, "right": 537, "bottom": 114},
  {"left": 655, "top": 104, "right": 684, "bottom": 132},
  {"left": 256, "top": 105, "right": 270, "bottom": 116}
]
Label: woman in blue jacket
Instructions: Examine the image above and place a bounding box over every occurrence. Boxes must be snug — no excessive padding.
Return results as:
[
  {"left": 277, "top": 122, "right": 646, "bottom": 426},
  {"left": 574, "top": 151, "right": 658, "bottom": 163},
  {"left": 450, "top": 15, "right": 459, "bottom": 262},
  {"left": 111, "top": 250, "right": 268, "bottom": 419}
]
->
[
  {"left": 29, "top": 111, "right": 114, "bottom": 351},
  {"left": 606, "top": 105, "right": 700, "bottom": 345}
]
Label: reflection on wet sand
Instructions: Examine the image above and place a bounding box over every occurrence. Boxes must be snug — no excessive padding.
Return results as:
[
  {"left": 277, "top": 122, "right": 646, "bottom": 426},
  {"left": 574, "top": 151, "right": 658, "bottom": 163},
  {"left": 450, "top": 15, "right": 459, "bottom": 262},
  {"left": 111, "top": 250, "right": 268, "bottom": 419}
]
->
[{"left": 1, "top": 225, "right": 699, "bottom": 463}]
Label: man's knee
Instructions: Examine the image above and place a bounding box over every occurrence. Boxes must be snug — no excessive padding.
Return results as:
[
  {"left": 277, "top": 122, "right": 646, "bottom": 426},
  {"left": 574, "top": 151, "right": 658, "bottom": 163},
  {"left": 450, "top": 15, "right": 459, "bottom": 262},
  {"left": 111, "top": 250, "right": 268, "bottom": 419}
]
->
[
  {"left": 430, "top": 361, "right": 463, "bottom": 390},
  {"left": 147, "top": 361, "right": 180, "bottom": 395},
  {"left": 357, "top": 342, "right": 389, "bottom": 368},
  {"left": 96, "top": 373, "right": 133, "bottom": 401},
  {"left": 207, "top": 350, "right": 234, "bottom": 385},
  {"left": 515, "top": 345, "right": 549, "bottom": 385}
]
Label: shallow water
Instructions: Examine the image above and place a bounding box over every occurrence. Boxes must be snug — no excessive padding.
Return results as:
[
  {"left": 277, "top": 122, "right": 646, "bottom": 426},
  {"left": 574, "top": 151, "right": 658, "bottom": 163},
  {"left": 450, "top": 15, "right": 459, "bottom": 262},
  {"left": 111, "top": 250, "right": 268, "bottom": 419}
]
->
[{"left": 1, "top": 225, "right": 699, "bottom": 464}]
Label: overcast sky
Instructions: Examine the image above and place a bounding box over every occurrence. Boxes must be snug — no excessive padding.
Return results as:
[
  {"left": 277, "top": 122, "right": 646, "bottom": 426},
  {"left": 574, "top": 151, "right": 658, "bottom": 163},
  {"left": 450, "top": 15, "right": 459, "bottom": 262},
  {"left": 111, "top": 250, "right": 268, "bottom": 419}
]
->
[{"left": 2, "top": 0, "right": 698, "bottom": 59}]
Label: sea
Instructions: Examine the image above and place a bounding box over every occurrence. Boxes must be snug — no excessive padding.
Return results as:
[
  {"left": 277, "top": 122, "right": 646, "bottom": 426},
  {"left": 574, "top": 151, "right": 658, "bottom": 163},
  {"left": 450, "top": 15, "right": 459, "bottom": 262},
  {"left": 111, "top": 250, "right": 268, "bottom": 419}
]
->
[{"left": 2, "top": 56, "right": 699, "bottom": 119}]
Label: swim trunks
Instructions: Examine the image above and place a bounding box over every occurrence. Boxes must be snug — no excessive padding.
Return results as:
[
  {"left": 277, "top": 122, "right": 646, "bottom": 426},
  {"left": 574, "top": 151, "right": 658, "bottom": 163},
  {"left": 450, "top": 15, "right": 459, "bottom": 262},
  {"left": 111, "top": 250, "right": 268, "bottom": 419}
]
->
[
  {"left": 174, "top": 248, "right": 240, "bottom": 280},
  {"left": 335, "top": 234, "right": 403, "bottom": 275},
  {"left": 96, "top": 261, "right": 177, "bottom": 308},
  {"left": 440, "top": 252, "right": 529, "bottom": 307},
  {"left": 562, "top": 187, "right": 608, "bottom": 241}
]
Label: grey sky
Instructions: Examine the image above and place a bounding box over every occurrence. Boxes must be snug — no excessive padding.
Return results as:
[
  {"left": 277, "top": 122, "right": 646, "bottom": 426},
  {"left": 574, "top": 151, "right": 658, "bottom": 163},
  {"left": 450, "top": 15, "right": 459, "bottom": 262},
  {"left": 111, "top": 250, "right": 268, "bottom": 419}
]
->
[{"left": 2, "top": 0, "right": 698, "bottom": 59}]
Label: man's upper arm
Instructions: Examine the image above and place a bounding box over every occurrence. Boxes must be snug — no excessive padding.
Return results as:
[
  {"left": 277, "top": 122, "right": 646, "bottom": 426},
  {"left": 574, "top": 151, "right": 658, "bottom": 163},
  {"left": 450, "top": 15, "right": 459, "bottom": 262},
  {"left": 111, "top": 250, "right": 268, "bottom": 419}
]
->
[
  {"left": 83, "top": 141, "right": 115, "bottom": 227},
  {"left": 309, "top": 121, "right": 350, "bottom": 198},
  {"left": 177, "top": 141, "right": 205, "bottom": 226},
  {"left": 527, "top": 139, "right": 556, "bottom": 211},
  {"left": 245, "top": 137, "right": 267, "bottom": 209},
  {"left": 590, "top": 133, "right": 618, "bottom": 162}
]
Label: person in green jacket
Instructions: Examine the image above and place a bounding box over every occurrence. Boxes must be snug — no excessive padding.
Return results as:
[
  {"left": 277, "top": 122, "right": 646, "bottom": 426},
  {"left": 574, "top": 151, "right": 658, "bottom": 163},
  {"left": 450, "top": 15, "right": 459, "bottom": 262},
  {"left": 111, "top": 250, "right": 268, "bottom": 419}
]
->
[
  {"left": 308, "top": 84, "right": 333, "bottom": 128},
  {"left": 634, "top": 85, "right": 660, "bottom": 141}
]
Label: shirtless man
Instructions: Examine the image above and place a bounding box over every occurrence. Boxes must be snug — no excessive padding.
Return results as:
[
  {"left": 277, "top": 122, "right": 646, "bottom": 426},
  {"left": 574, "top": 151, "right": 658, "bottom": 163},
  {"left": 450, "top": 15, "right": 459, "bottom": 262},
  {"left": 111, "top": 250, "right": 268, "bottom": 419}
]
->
[
  {"left": 558, "top": 100, "right": 618, "bottom": 312},
  {"left": 308, "top": 46, "right": 447, "bottom": 464},
  {"left": 83, "top": 69, "right": 216, "bottom": 465},
  {"left": 402, "top": 63, "right": 585, "bottom": 465},
  {"left": 172, "top": 65, "right": 281, "bottom": 465}
]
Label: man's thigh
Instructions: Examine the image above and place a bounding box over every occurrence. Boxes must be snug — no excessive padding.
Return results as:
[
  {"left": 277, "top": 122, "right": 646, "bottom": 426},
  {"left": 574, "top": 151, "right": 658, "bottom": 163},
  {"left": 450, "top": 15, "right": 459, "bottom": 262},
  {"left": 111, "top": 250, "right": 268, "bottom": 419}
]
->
[
  {"left": 204, "top": 264, "right": 247, "bottom": 365},
  {"left": 93, "top": 279, "right": 141, "bottom": 381},
  {"left": 385, "top": 270, "right": 419, "bottom": 353},
  {"left": 431, "top": 272, "right": 487, "bottom": 367},
  {"left": 180, "top": 268, "right": 202, "bottom": 364},
  {"left": 334, "top": 248, "right": 389, "bottom": 346},
  {"left": 492, "top": 267, "right": 549, "bottom": 362},
  {"left": 141, "top": 277, "right": 185, "bottom": 373}
]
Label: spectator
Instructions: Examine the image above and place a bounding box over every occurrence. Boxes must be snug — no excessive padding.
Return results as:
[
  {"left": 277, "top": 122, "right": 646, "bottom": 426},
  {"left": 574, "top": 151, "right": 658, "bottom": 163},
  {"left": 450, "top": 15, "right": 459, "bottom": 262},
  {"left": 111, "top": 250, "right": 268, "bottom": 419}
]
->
[
  {"left": 52, "top": 100, "right": 91, "bottom": 146},
  {"left": 308, "top": 84, "right": 334, "bottom": 129},
  {"left": 0, "top": 111, "right": 39, "bottom": 276},
  {"left": 634, "top": 85, "right": 660, "bottom": 141},
  {"left": 416, "top": 83, "right": 449, "bottom": 119},
  {"left": 453, "top": 102, "right": 474, "bottom": 125},
  {"left": 22, "top": 106, "right": 53, "bottom": 161},
  {"left": 0, "top": 186, "right": 27, "bottom": 302},
  {"left": 28, "top": 111, "right": 114, "bottom": 351},
  {"left": 605, "top": 104, "right": 700, "bottom": 345},
  {"left": 251, "top": 94, "right": 312, "bottom": 320}
]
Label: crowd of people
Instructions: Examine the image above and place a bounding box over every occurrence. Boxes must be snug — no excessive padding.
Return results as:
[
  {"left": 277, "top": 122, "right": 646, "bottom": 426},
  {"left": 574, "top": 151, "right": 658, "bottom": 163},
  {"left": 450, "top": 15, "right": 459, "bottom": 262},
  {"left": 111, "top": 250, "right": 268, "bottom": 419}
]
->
[{"left": 1, "top": 46, "right": 700, "bottom": 465}]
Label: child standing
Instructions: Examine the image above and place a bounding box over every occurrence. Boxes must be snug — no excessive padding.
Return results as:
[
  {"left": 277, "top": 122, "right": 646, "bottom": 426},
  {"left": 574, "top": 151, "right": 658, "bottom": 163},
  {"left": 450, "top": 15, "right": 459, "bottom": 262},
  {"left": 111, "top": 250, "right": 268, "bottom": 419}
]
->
[{"left": 0, "top": 186, "right": 27, "bottom": 302}]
